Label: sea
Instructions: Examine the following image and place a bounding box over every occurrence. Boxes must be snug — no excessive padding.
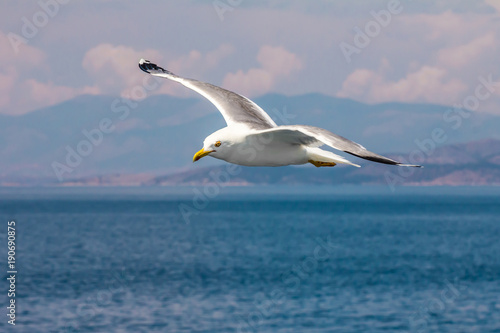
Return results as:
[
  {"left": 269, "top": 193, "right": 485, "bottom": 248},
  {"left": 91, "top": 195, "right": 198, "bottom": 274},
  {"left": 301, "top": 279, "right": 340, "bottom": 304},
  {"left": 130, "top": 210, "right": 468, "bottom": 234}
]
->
[{"left": 0, "top": 186, "right": 499, "bottom": 333}]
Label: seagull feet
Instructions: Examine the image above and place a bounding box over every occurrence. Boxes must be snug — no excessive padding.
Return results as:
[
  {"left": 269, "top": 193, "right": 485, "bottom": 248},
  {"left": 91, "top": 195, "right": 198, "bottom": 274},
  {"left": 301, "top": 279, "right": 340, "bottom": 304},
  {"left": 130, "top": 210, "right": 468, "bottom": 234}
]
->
[{"left": 308, "top": 160, "right": 337, "bottom": 168}]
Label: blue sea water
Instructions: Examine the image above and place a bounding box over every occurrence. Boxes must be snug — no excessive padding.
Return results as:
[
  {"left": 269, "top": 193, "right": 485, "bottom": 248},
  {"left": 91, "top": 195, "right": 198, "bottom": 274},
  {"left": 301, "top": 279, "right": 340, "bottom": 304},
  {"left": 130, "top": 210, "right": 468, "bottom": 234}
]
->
[{"left": 0, "top": 187, "right": 499, "bottom": 333}]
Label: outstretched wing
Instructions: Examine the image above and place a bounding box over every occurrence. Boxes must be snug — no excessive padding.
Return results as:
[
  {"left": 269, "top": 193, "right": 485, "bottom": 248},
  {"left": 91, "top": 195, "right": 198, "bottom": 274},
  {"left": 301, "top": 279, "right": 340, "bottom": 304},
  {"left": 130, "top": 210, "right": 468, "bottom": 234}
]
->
[
  {"left": 138, "top": 59, "right": 276, "bottom": 130},
  {"left": 249, "top": 125, "right": 422, "bottom": 167}
]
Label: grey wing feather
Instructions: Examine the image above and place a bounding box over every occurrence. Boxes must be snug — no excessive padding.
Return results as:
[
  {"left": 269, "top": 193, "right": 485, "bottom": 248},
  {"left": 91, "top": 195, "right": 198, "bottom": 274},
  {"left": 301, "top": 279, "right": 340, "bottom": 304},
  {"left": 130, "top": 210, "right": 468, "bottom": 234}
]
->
[
  {"left": 249, "top": 128, "right": 322, "bottom": 146},
  {"left": 138, "top": 59, "right": 276, "bottom": 130},
  {"left": 254, "top": 125, "right": 422, "bottom": 167}
]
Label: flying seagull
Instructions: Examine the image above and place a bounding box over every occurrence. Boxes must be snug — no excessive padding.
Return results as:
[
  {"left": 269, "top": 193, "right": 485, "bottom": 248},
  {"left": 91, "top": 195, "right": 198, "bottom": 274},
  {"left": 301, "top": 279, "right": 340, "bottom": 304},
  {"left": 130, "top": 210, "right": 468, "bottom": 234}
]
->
[{"left": 138, "top": 59, "right": 421, "bottom": 168}]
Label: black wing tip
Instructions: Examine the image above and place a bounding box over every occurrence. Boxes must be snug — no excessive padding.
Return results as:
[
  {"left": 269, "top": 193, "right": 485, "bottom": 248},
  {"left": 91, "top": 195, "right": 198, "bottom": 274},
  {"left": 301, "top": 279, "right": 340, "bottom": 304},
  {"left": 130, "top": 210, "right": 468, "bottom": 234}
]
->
[
  {"left": 138, "top": 58, "right": 169, "bottom": 74},
  {"left": 346, "top": 152, "right": 423, "bottom": 168},
  {"left": 138, "top": 58, "right": 151, "bottom": 73},
  {"left": 346, "top": 152, "right": 399, "bottom": 166}
]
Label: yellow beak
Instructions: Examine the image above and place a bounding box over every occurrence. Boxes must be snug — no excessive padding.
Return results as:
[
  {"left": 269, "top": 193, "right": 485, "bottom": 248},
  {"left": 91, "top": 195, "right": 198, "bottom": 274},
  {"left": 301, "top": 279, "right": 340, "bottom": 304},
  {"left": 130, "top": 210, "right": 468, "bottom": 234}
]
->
[{"left": 193, "top": 148, "right": 214, "bottom": 162}]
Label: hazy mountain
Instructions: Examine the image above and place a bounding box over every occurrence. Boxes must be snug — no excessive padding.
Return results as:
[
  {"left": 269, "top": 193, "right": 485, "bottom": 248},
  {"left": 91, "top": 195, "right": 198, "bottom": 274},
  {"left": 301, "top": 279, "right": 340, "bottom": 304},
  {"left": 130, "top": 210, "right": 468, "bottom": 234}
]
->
[
  {"left": 38, "top": 138, "right": 500, "bottom": 188},
  {"left": 0, "top": 93, "right": 499, "bottom": 185}
]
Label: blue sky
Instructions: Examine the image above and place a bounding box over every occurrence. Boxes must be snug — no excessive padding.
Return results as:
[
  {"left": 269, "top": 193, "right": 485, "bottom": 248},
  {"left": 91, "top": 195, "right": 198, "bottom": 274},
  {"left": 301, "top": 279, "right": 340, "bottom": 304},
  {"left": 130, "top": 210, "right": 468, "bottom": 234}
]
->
[{"left": 1, "top": 0, "right": 499, "bottom": 115}]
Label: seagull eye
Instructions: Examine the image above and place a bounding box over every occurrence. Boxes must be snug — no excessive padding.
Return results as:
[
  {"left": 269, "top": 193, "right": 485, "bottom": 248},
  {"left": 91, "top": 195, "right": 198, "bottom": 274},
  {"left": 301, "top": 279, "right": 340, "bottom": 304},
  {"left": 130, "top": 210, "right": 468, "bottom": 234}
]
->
[{"left": 214, "top": 141, "right": 221, "bottom": 147}]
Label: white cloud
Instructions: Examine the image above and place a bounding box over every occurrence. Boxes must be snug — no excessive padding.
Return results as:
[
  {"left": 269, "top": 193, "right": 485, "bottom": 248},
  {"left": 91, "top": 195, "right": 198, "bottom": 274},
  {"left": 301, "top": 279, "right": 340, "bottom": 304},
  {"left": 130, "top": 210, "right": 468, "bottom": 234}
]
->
[
  {"left": 83, "top": 43, "right": 236, "bottom": 98},
  {"left": 0, "top": 30, "right": 46, "bottom": 112},
  {"left": 223, "top": 68, "right": 274, "bottom": 97},
  {"left": 168, "top": 44, "right": 234, "bottom": 74},
  {"left": 257, "top": 45, "right": 302, "bottom": 75},
  {"left": 22, "top": 79, "right": 99, "bottom": 108},
  {"left": 153, "top": 44, "right": 236, "bottom": 97},
  {"left": 82, "top": 43, "right": 163, "bottom": 95},
  {"left": 0, "top": 30, "right": 93, "bottom": 115},
  {"left": 2, "top": 2, "right": 500, "bottom": 115},
  {"left": 0, "top": 38, "right": 237, "bottom": 114},
  {"left": 398, "top": 11, "right": 475, "bottom": 42},
  {"left": 222, "top": 45, "right": 302, "bottom": 96},
  {"left": 1, "top": 77, "right": 99, "bottom": 115},
  {"left": 338, "top": 65, "right": 468, "bottom": 105},
  {"left": 337, "top": 10, "right": 499, "bottom": 108},
  {"left": 0, "top": 31, "right": 46, "bottom": 67},
  {"left": 437, "top": 33, "right": 495, "bottom": 68}
]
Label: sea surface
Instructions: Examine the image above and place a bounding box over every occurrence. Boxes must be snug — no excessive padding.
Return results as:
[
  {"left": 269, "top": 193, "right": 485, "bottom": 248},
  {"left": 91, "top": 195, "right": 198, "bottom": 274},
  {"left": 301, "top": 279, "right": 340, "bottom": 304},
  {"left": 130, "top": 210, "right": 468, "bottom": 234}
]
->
[{"left": 0, "top": 187, "right": 499, "bottom": 332}]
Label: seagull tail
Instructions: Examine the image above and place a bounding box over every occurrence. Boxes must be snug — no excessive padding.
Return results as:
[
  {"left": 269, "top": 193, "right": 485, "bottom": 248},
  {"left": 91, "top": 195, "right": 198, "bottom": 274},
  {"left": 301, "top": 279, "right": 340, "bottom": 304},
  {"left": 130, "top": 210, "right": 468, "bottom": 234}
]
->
[{"left": 397, "top": 163, "right": 423, "bottom": 168}]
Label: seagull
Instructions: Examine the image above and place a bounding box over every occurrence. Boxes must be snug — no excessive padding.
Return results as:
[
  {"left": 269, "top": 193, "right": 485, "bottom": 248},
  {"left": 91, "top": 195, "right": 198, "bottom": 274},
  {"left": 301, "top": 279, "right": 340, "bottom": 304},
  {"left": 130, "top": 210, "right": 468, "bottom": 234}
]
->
[{"left": 138, "top": 59, "right": 421, "bottom": 168}]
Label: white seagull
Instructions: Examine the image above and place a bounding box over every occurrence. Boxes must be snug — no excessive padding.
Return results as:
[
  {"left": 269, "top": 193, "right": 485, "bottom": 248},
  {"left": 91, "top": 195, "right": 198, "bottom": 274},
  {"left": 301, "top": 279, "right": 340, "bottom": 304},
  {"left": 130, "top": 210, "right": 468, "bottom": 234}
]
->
[{"left": 138, "top": 59, "right": 421, "bottom": 169}]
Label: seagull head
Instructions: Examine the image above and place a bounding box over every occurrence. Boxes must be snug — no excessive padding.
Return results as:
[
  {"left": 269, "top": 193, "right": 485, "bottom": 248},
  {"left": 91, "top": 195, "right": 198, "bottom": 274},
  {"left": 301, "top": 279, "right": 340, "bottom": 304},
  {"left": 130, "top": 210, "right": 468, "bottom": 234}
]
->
[{"left": 193, "top": 127, "right": 238, "bottom": 162}]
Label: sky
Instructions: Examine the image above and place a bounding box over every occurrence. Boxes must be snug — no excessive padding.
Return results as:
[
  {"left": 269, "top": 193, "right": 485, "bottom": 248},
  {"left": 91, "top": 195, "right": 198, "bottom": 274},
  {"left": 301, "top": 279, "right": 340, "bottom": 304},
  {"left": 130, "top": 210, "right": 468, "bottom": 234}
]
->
[{"left": 1, "top": 0, "right": 500, "bottom": 116}]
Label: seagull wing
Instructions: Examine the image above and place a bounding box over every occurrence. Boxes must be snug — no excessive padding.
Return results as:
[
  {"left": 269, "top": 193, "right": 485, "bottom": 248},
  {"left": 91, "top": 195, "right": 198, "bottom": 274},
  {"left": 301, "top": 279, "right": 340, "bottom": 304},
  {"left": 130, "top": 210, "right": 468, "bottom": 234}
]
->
[
  {"left": 249, "top": 125, "right": 422, "bottom": 167},
  {"left": 138, "top": 59, "right": 277, "bottom": 130}
]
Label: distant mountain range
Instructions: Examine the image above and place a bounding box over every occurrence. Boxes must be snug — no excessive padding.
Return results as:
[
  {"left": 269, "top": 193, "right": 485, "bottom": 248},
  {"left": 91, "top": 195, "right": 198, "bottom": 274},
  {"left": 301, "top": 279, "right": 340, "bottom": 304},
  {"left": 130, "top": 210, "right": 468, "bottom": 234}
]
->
[
  {"left": 28, "top": 138, "right": 499, "bottom": 187},
  {"left": 1, "top": 93, "right": 499, "bottom": 186}
]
